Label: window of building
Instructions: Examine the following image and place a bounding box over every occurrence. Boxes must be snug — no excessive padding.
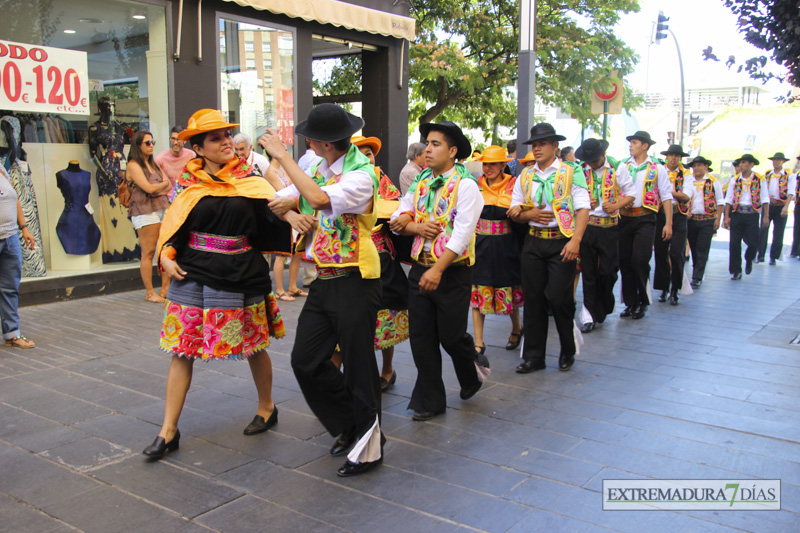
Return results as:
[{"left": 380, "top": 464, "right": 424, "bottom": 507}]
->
[
  {"left": 244, "top": 41, "right": 254, "bottom": 52},
  {"left": 245, "top": 58, "right": 256, "bottom": 70}
]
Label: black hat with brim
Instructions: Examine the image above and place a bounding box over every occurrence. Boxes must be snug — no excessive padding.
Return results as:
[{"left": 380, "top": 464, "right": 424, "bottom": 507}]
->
[
  {"left": 767, "top": 152, "right": 788, "bottom": 161},
  {"left": 420, "top": 121, "right": 472, "bottom": 160},
  {"left": 522, "top": 122, "right": 567, "bottom": 145},
  {"left": 739, "top": 153, "right": 760, "bottom": 165},
  {"left": 575, "top": 138, "right": 609, "bottom": 162},
  {"left": 660, "top": 144, "right": 689, "bottom": 157},
  {"left": 295, "top": 103, "right": 365, "bottom": 143},
  {"left": 687, "top": 155, "right": 713, "bottom": 168},
  {"left": 626, "top": 130, "right": 656, "bottom": 146}
]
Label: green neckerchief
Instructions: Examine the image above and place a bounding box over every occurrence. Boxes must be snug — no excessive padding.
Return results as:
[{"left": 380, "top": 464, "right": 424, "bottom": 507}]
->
[
  {"left": 532, "top": 172, "right": 557, "bottom": 205},
  {"left": 407, "top": 162, "right": 478, "bottom": 213},
  {"left": 591, "top": 168, "right": 603, "bottom": 200},
  {"left": 623, "top": 155, "right": 657, "bottom": 178},
  {"left": 299, "top": 144, "right": 378, "bottom": 215}
]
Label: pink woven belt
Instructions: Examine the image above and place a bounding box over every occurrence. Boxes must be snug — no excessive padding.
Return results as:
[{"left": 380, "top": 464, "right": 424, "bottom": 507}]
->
[
  {"left": 691, "top": 213, "right": 716, "bottom": 221},
  {"left": 188, "top": 232, "right": 251, "bottom": 255},
  {"left": 476, "top": 219, "right": 512, "bottom": 235}
]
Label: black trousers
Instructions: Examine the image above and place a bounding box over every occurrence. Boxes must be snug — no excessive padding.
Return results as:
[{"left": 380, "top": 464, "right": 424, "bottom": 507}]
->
[
  {"left": 579, "top": 224, "right": 619, "bottom": 324},
  {"left": 729, "top": 211, "right": 760, "bottom": 274},
  {"left": 407, "top": 263, "right": 479, "bottom": 413},
  {"left": 654, "top": 210, "right": 688, "bottom": 292},
  {"left": 792, "top": 205, "right": 800, "bottom": 257},
  {"left": 687, "top": 217, "right": 716, "bottom": 282},
  {"left": 521, "top": 235, "right": 577, "bottom": 363},
  {"left": 757, "top": 204, "right": 788, "bottom": 261},
  {"left": 291, "top": 273, "right": 382, "bottom": 440},
  {"left": 619, "top": 213, "right": 656, "bottom": 307}
]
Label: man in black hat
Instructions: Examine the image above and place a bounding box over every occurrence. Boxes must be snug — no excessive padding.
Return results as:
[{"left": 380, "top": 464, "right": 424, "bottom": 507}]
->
[
  {"left": 507, "top": 123, "right": 590, "bottom": 372},
  {"left": 259, "top": 103, "right": 384, "bottom": 477},
  {"left": 574, "top": 138, "right": 635, "bottom": 332},
  {"left": 757, "top": 152, "right": 795, "bottom": 264},
  {"left": 686, "top": 156, "right": 724, "bottom": 288},
  {"left": 791, "top": 157, "right": 800, "bottom": 258},
  {"left": 653, "top": 144, "right": 691, "bottom": 305},
  {"left": 616, "top": 131, "right": 673, "bottom": 319},
  {"left": 389, "top": 121, "right": 487, "bottom": 422},
  {"left": 723, "top": 153, "right": 769, "bottom": 280}
]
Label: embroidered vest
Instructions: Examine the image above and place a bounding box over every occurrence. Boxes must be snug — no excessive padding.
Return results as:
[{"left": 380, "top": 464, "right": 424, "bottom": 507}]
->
[
  {"left": 624, "top": 158, "right": 660, "bottom": 212},
  {"left": 694, "top": 175, "right": 718, "bottom": 215},
  {"left": 667, "top": 166, "right": 690, "bottom": 215},
  {"left": 731, "top": 173, "right": 763, "bottom": 212},
  {"left": 520, "top": 162, "right": 578, "bottom": 237},
  {"left": 409, "top": 170, "right": 475, "bottom": 265},
  {"left": 766, "top": 169, "right": 789, "bottom": 200},
  {"left": 584, "top": 164, "right": 620, "bottom": 217}
]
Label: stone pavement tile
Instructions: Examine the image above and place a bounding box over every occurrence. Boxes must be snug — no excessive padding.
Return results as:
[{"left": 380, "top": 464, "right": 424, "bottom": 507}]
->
[
  {"left": 73, "top": 383, "right": 160, "bottom": 412},
  {"left": 184, "top": 389, "right": 259, "bottom": 420},
  {"left": 0, "top": 381, "right": 111, "bottom": 425},
  {"left": 162, "top": 436, "right": 257, "bottom": 476},
  {"left": 15, "top": 367, "right": 106, "bottom": 395},
  {"left": 63, "top": 360, "right": 167, "bottom": 398},
  {"left": 655, "top": 375, "right": 754, "bottom": 401},
  {"left": 746, "top": 389, "right": 800, "bottom": 413},
  {"left": 649, "top": 365, "right": 800, "bottom": 400},
  {"left": 103, "top": 350, "right": 171, "bottom": 375},
  {"left": 38, "top": 436, "right": 129, "bottom": 471},
  {"left": 0, "top": 351, "right": 54, "bottom": 376},
  {"left": 195, "top": 495, "right": 346, "bottom": 533},
  {"left": 0, "top": 444, "right": 101, "bottom": 508},
  {"left": 0, "top": 403, "right": 87, "bottom": 453},
  {"left": 41, "top": 486, "right": 205, "bottom": 533},
  {"left": 0, "top": 493, "right": 73, "bottom": 533},
  {"left": 507, "top": 448, "right": 604, "bottom": 486},
  {"left": 218, "top": 460, "right": 465, "bottom": 532},
  {"left": 90, "top": 455, "right": 243, "bottom": 518},
  {"left": 265, "top": 409, "right": 327, "bottom": 441},
  {"left": 479, "top": 384, "right": 626, "bottom": 422},
  {"left": 582, "top": 467, "right": 649, "bottom": 492},
  {"left": 74, "top": 413, "right": 160, "bottom": 450},
  {"left": 679, "top": 509, "right": 800, "bottom": 532},
  {"left": 505, "top": 508, "right": 618, "bottom": 532}
]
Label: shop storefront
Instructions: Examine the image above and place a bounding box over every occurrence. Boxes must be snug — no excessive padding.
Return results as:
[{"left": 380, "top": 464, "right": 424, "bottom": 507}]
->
[{"left": 0, "top": 0, "right": 413, "bottom": 303}]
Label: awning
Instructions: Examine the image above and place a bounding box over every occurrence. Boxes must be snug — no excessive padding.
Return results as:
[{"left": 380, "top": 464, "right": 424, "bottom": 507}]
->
[{"left": 220, "top": 0, "right": 416, "bottom": 41}]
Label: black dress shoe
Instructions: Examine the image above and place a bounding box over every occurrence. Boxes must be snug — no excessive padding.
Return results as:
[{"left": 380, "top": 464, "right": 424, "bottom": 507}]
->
[
  {"left": 505, "top": 332, "right": 523, "bottom": 350},
  {"left": 244, "top": 407, "right": 278, "bottom": 435},
  {"left": 412, "top": 410, "right": 442, "bottom": 422},
  {"left": 754, "top": 257, "right": 764, "bottom": 264},
  {"left": 330, "top": 432, "right": 356, "bottom": 456},
  {"left": 620, "top": 306, "right": 633, "bottom": 318},
  {"left": 731, "top": 272, "right": 742, "bottom": 280},
  {"left": 143, "top": 429, "right": 180, "bottom": 459},
  {"left": 658, "top": 290, "right": 668, "bottom": 303},
  {"left": 460, "top": 381, "right": 482, "bottom": 400},
  {"left": 668, "top": 291, "right": 679, "bottom": 306},
  {"left": 579, "top": 322, "right": 595, "bottom": 333},
  {"left": 690, "top": 279, "right": 701, "bottom": 289},
  {"left": 745, "top": 260, "right": 753, "bottom": 274},
  {"left": 515, "top": 360, "right": 546, "bottom": 373},
  {"left": 380, "top": 370, "right": 397, "bottom": 392},
  {"left": 337, "top": 457, "right": 383, "bottom": 477},
  {"left": 631, "top": 304, "right": 647, "bottom": 320},
  {"left": 769, "top": 258, "right": 777, "bottom": 265},
  {"left": 558, "top": 354, "right": 575, "bottom": 371}
]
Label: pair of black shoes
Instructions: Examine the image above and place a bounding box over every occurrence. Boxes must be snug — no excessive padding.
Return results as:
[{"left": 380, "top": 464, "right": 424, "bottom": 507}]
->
[
  {"left": 516, "top": 355, "right": 573, "bottom": 372},
  {"left": 667, "top": 291, "right": 679, "bottom": 305},
  {"left": 621, "top": 304, "right": 648, "bottom": 319},
  {"left": 332, "top": 432, "right": 385, "bottom": 477}
]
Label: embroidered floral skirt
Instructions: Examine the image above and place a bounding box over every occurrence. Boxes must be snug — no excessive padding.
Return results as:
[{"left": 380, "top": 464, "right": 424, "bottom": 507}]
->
[
  {"left": 374, "top": 308, "right": 409, "bottom": 350},
  {"left": 160, "top": 279, "right": 285, "bottom": 361},
  {"left": 470, "top": 285, "right": 524, "bottom": 315}
]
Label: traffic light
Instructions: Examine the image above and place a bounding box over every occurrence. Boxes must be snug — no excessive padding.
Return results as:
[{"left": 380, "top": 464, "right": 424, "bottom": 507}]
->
[
  {"left": 655, "top": 11, "right": 669, "bottom": 44},
  {"left": 689, "top": 114, "right": 701, "bottom": 135}
]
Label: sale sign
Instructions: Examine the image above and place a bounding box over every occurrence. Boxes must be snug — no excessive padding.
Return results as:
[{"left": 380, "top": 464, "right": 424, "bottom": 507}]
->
[{"left": 0, "top": 39, "right": 90, "bottom": 115}]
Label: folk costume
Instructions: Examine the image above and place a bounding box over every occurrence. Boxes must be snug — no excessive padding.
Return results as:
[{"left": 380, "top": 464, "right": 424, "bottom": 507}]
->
[
  {"left": 511, "top": 123, "right": 590, "bottom": 373},
  {"left": 391, "top": 121, "right": 486, "bottom": 418},
  {"left": 685, "top": 157, "right": 724, "bottom": 287},
  {"left": 575, "top": 139, "right": 635, "bottom": 329},
  {"left": 724, "top": 154, "right": 770, "bottom": 278},
  {"left": 791, "top": 159, "right": 800, "bottom": 258},
  {"left": 617, "top": 131, "right": 674, "bottom": 315},
  {"left": 757, "top": 153, "right": 795, "bottom": 263},
  {"left": 653, "top": 145, "right": 691, "bottom": 301}
]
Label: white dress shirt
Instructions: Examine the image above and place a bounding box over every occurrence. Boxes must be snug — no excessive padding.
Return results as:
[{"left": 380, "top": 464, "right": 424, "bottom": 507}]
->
[
  {"left": 765, "top": 170, "right": 797, "bottom": 201},
  {"left": 687, "top": 174, "right": 723, "bottom": 215},
  {"left": 510, "top": 157, "right": 590, "bottom": 227},
  {"left": 586, "top": 158, "right": 636, "bottom": 218},
  {"left": 616, "top": 157, "right": 674, "bottom": 207},
  {"left": 724, "top": 173, "right": 770, "bottom": 207},
  {"left": 297, "top": 149, "right": 323, "bottom": 174},
  {"left": 391, "top": 165, "right": 484, "bottom": 255},
  {"left": 277, "top": 153, "right": 374, "bottom": 261},
  {"left": 246, "top": 150, "right": 271, "bottom": 177}
]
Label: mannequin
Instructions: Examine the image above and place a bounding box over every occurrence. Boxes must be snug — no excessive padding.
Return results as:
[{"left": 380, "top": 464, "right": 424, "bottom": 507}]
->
[
  {"left": 55, "top": 160, "right": 102, "bottom": 255},
  {"left": 88, "top": 96, "right": 139, "bottom": 262}
]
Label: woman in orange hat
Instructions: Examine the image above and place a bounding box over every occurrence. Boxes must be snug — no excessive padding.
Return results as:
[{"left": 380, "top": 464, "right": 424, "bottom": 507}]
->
[
  {"left": 471, "top": 145, "right": 524, "bottom": 354},
  {"left": 143, "top": 109, "right": 292, "bottom": 460},
  {"left": 518, "top": 151, "right": 537, "bottom": 168}
]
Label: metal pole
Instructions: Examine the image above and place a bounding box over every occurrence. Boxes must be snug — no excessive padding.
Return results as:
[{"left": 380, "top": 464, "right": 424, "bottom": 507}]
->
[
  {"left": 668, "top": 28, "right": 685, "bottom": 146},
  {"left": 602, "top": 101, "right": 609, "bottom": 141},
  {"left": 517, "top": 0, "right": 536, "bottom": 151}
]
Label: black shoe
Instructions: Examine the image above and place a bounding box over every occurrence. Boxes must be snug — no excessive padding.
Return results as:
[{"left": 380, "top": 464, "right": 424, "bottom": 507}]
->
[
  {"left": 143, "top": 429, "right": 180, "bottom": 459},
  {"left": 243, "top": 407, "right": 278, "bottom": 435},
  {"left": 380, "top": 370, "right": 397, "bottom": 392},
  {"left": 411, "top": 410, "right": 442, "bottom": 422},
  {"left": 731, "top": 272, "right": 742, "bottom": 280},
  {"left": 337, "top": 457, "right": 383, "bottom": 477},
  {"left": 631, "top": 304, "right": 647, "bottom": 320},
  {"left": 330, "top": 432, "right": 356, "bottom": 456},
  {"left": 474, "top": 344, "right": 486, "bottom": 355},
  {"left": 668, "top": 291, "right": 679, "bottom": 306},
  {"left": 558, "top": 354, "right": 575, "bottom": 371},
  {"left": 505, "top": 332, "right": 522, "bottom": 350},
  {"left": 658, "top": 290, "right": 668, "bottom": 303},
  {"left": 620, "top": 306, "right": 633, "bottom": 318},
  {"left": 745, "top": 260, "right": 753, "bottom": 274},
  {"left": 515, "top": 360, "right": 546, "bottom": 374},
  {"left": 579, "top": 322, "right": 595, "bottom": 333},
  {"left": 460, "top": 381, "right": 482, "bottom": 400},
  {"left": 756, "top": 256, "right": 764, "bottom": 264},
  {"left": 690, "top": 279, "right": 701, "bottom": 289},
  {"left": 769, "top": 258, "right": 777, "bottom": 265}
]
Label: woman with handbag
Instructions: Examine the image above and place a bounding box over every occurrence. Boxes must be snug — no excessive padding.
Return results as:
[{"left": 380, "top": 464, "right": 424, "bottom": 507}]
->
[{"left": 126, "top": 130, "right": 172, "bottom": 303}]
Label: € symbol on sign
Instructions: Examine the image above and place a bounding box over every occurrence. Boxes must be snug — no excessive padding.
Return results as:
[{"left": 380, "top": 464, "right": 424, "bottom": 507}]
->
[{"left": 22, "top": 93, "right": 29, "bottom": 103}]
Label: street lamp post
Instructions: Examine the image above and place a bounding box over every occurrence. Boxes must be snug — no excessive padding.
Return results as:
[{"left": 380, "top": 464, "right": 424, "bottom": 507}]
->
[
  {"left": 668, "top": 28, "right": 686, "bottom": 146},
  {"left": 517, "top": 0, "right": 536, "bottom": 151}
]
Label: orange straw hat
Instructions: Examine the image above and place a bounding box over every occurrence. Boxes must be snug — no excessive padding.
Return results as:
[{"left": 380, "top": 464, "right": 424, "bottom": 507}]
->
[
  {"left": 351, "top": 135, "right": 382, "bottom": 156},
  {"left": 518, "top": 151, "right": 536, "bottom": 164},
  {"left": 476, "top": 145, "right": 513, "bottom": 163},
  {"left": 177, "top": 109, "right": 239, "bottom": 141}
]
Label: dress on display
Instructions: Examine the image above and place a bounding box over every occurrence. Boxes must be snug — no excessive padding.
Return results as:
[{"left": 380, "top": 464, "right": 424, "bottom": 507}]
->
[
  {"left": 55, "top": 168, "right": 102, "bottom": 255},
  {"left": 88, "top": 120, "right": 139, "bottom": 263}
]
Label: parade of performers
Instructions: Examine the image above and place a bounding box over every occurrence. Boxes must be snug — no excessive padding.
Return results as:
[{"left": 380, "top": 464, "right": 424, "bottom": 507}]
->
[{"left": 150, "top": 103, "right": 799, "bottom": 478}]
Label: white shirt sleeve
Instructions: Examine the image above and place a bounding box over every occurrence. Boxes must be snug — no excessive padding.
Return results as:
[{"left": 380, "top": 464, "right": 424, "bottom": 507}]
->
[
  {"left": 617, "top": 166, "right": 636, "bottom": 197},
  {"left": 789, "top": 174, "right": 798, "bottom": 199},
  {"left": 320, "top": 169, "right": 374, "bottom": 219},
  {"left": 714, "top": 181, "right": 725, "bottom": 206},
  {"left": 510, "top": 173, "right": 525, "bottom": 207},
  {"left": 724, "top": 180, "right": 735, "bottom": 204},
  {"left": 275, "top": 183, "right": 300, "bottom": 199},
  {"left": 572, "top": 183, "right": 591, "bottom": 210},
  {"left": 390, "top": 189, "right": 416, "bottom": 223},
  {"left": 657, "top": 165, "right": 674, "bottom": 202},
  {"left": 445, "top": 179, "right": 484, "bottom": 255}
]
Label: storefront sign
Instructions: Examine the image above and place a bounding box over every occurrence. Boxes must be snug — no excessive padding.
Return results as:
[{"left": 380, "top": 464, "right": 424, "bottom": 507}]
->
[
  {"left": 277, "top": 88, "right": 294, "bottom": 145},
  {"left": 0, "top": 39, "right": 90, "bottom": 115}
]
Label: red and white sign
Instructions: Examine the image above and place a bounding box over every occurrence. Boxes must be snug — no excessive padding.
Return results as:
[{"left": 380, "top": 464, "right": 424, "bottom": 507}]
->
[
  {"left": 277, "top": 88, "right": 294, "bottom": 146},
  {"left": 0, "top": 39, "right": 90, "bottom": 115}
]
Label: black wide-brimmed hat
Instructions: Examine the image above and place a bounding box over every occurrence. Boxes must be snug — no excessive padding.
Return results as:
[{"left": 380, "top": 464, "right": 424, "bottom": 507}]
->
[
  {"left": 626, "top": 130, "right": 656, "bottom": 146},
  {"left": 733, "top": 158, "right": 741, "bottom": 166},
  {"left": 687, "top": 156, "right": 713, "bottom": 170},
  {"left": 522, "top": 123, "right": 566, "bottom": 145},
  {"left": 660, "top": 144, "right": 689, "bottom": 157},
  {"left": 419, "top": 121, "right": 472, "bottom": 160},
  {"left": 739, "top": 153, "right": 760, "bottom": 165},
  {"left": 767, "top": 152, "right": 788, "bottom": 161},
  {"left": 295, "top": 103, "right": 365, "bottom": 142},
  {"left": 575, "top": 138, "right": 609, "bottom": 162}
]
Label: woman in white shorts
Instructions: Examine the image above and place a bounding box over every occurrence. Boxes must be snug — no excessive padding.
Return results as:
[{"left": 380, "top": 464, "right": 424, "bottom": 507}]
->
[{"left": 127, "top": 130, "right": 172, "bottom": 302}]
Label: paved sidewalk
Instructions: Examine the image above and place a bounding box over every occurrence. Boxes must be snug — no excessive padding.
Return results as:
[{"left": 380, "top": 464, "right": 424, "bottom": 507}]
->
[{"left": 2, "top": 245, "right": 800, "bottom": 532}]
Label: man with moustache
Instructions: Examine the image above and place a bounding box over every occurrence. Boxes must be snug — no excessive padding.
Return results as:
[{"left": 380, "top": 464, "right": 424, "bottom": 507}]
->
[
  {"left": 685, "top": 156, "right": 724, "bottom": 288},
  {"left": 723, "top": 153, "right": 769, "bottom": 280}
]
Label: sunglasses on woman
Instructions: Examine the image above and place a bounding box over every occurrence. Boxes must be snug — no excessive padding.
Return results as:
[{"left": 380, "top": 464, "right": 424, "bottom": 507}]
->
[{"left": 142, "top": 140, "right": 156, "bottom": 147}]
